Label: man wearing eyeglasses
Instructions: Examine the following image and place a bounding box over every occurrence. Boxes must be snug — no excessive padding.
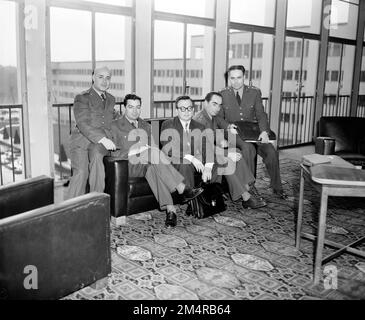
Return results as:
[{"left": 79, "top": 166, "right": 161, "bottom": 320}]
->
[
  {"left": 67, "top": 66, "right": 117, "bottom": 199},
  {"left": 110, "top": 94, "right": 203, "bottom": 228},
  {"left": 160, "top": 95, "right": 217, "bottom": 190}
]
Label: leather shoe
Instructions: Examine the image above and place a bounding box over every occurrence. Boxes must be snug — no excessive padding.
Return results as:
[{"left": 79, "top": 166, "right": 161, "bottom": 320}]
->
[
  {"left": 273, "top": 190, "right": 288, "bottom": 200},
  {"left": 165, "top": 211, "right": 177, "bottom": 227},
  {"left": 181, "top": 187, "right": 203, "bottom": 203},
  {"left": 242, "top": 196, "right": 267, "bottom": 209}
]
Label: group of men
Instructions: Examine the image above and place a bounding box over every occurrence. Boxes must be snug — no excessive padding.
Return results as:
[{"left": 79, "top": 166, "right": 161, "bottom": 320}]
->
[{"left": 67, "top": 64, "right": 287, "bottom": 228}]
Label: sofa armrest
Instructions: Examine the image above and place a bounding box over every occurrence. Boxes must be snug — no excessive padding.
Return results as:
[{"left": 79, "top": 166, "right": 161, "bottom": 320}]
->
[
  {"left": 315, "top": 136, "right": 336, "bottom": 155},
  {"left": 0, "top": 175, "right": 54, "bottom": 220},
  {"left": 0, "top": 192, "right": 111, "bottom": 300},
  {"left": 104, "top": 156, "right": 129, "bottom": 218}
]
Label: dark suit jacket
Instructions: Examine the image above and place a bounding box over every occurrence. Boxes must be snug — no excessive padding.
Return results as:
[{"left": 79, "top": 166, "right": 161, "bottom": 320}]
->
[
  {"left": 160, "top": 116, "right": 214, "bottom": 164},
  {"left": 70, "top": 87, "right": 115, "bottom": 148},
  {"left": 110, "top": 115, "right": 153, "bottom": 160},
  {"left": 219, "top": 85, "right": 270, "bottom": 133},
  {"left": 193, "top": 109, "right": 231, "bottom": 147}
]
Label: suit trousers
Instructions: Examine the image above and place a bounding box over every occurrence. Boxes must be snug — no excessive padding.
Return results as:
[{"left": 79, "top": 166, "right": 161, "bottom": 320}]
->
[
  {"left": 129, "top": 161, "right": 184, "bottom": 211},
  {"left": 256, "top": 142, "right": 282, "bottom": 192},
  {"left": 235, "top": 137, "right": 283, "bottom": 192},
  {"left": 220, "top": 157, "right": 255, "bottom": 201},
  {"left": 67, "top": 143, "right": 108, "bottom": 199}
]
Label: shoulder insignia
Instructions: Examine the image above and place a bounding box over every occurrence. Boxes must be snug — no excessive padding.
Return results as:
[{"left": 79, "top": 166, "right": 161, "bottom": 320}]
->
[
  {"left": 247, "top": 85, "right": 259, "bottom": 91},
  {"left": 80, "top": 88, "right": 91, "bottom": 95}
]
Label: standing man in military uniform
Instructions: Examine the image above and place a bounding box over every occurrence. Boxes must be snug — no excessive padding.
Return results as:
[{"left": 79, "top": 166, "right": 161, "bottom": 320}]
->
[
  {"left": 219, "top": 65, "right": 287, "bottom": 199},
  {"left": 67, "top": 66, "right": 116, "bottom": 199}
]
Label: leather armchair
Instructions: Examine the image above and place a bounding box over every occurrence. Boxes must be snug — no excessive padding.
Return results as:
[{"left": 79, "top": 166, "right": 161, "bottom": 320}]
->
[
  {"left": 0, "top": 176, "right": 111, "bottom": 300},
  {"left": 316, "top": 116, "right": 365, "bottom": 168}
]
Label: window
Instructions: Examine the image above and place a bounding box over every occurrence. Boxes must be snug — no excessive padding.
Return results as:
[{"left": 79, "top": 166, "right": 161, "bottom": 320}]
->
[
  {"left": 50, "top": 7, "right": 92, "bottom": 104},
  {"left": 286, "top": 0, "right": 322, "bottom": 34},
  {"left": 154, "top": 0, "right": 214, "bottom": 18},
  {"left": 78, "top": 0, "right": 132, "bottom": 5},
  {"left": 95, "top": 13, "right": 131, "bottom": 99},
  {"left": 230, "top": 0, "right": 276, "bottom": 27},
  {"left": 329, "top": 0, "right": 358, "bottom": 40},
  {"left": 331, "top": 70, "right": 339, "bottom": 82}
]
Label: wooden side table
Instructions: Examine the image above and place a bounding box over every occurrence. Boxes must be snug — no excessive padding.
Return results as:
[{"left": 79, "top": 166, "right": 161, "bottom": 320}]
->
[{"left": 296, "top": 155, "right": 365, "bottom": 284}]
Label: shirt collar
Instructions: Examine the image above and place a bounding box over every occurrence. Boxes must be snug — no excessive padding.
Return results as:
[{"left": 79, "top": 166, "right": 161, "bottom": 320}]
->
[
  {"left": 233, "top": 86, "right": 244, "bottom": 97},
  {"left": 92, "top": 86, "right": 106, "bottom": 98},
  {"left": 179, "top": 119, "right": 191, "bottom": 130},
  {"left": 125, "top": 116, "right": 138, "bottom": 127}
]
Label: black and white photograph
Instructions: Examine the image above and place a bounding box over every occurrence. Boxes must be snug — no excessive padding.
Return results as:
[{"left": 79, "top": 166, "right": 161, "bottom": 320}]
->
[{"left": 0, "top": 0, "right": 365, "bottom": 305}]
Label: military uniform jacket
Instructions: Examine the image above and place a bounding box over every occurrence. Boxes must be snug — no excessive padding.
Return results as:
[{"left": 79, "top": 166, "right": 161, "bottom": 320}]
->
[
  {"left": 160, "top": 116, "right": 215, "bottom": 164},
  {"left": 219, "top": 85, "right": 270, "bottom": 133},
  {"left": 71, "top": 87, "right": 115, "bottom": 148},
  {"left": 110, "top": 115, "right": 153, "bottom": 161}
]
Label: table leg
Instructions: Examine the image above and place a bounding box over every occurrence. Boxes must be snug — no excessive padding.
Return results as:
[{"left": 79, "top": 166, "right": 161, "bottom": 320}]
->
[
  {"left": 296, "top": 168, "right": 305, "bottom": 249},
  {"left": 313, "top": 187, "right": 328, "bottom": 285}
]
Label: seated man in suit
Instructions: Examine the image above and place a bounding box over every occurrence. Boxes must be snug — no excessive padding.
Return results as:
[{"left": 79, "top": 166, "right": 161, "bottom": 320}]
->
[
  {"left": 110, "top": 94, "right": 203, "bottom": 228},
  {"left": 160, "top": 95, "right": 216, "bottom": 191},
  {"left": 193, "top": 91, "right": 266, "bottom": 209},
  {"left": 219, "top": 65, "right": 287, "bottom": 199}
]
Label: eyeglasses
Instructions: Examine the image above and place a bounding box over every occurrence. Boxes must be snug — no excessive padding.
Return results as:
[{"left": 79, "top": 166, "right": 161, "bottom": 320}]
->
[{"left": 177, "top": 106, "right": 194, "bottom": 112}]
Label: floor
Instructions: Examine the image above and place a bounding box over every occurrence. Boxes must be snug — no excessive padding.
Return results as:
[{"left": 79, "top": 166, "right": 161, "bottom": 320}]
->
[{"left": 60, "top": 146, "right": 365, "bottom": 300}]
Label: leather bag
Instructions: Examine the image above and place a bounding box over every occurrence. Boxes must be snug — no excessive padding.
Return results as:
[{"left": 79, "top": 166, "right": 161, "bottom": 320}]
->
[
  {"left": 235, "top": 121, "right": 276, "bottom": 141},
  {"left": 190, "top": 183, "right": 226, "bottom": 219}
]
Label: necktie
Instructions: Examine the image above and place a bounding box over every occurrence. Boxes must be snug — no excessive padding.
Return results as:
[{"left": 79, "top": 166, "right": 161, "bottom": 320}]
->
[
  {"left": 101, "top": 93, "right": 106, "bottom": 101},
  {"left": 184, "top": 122, "right": 189, "bottom": 133},
  {"left": 236, "top": 92, "right": 241, "bottom": 105},
  {"left": 131, "top": 121, "right": 137, "bottom": 128}
]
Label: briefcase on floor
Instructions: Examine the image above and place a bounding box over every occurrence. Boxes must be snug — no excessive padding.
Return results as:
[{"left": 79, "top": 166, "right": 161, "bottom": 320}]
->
[
  {"left": 190, "top": 183, "right": 226, "bottom": 219},
  {"left": 235, "top": 121, "right": 276, "bottom": 141}
]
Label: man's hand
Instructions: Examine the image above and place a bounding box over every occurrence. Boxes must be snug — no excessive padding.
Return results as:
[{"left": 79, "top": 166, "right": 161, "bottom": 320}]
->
[
  {"left": 219, "top": 139, "right": 229, "bottom": 148},
  {"left": 98, "top": 137, "right": 116, "bottom": 150},
  {"left": 227, "top": 152, "right": 242, "bottom": 162},
  {"left": 227, "top": 124, "right": 238, "bottom": 135},
  {"left": 191, "top": 157, "right": 205, "bottom": 172},
  {"left": 202, "top": 166, "right": 212, "bottom": 183},
  {"left": 258, "top": 131, "right": 269, "bottom": 144}
]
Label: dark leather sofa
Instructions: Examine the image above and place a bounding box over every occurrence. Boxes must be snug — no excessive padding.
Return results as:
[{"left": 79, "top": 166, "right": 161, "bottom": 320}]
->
[
  {"left": 0, "top": 175, "right": 111, "bottom": 300},
  {"left": 103, "top": 118, "right": 276, "bottom": 224},
  {"left": 316, "top": 116, "right": 365, "bottom": 167}
]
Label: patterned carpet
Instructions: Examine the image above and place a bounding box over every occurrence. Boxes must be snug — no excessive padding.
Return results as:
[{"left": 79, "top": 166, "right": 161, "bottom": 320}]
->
[{"left": 64, "top": 158, "right": 365, "bottom": 300}]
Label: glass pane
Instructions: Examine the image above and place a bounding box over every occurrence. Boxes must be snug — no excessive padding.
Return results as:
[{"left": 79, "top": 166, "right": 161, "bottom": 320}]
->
[
  {"left": 50, "top": 7, "right": 92, "bottom": 104},
  {"left": 186, "top": 24, "right": 213, "bottom": 101},
  {"left": 227, "top": 30, "right": 273, "bottom": 115},
  {"left": 50, "top": 7, "right": 92, "bottom": 180},
  {"left": 324, "top": 43, "right": 355, "bottom": 116},
  {"left": 287, "top": 0, "right": 322, "bottom": 34},
  {"left": 280, "top": 37, "right": 319, "bottom": 146},
  {"left": 0, "top": 0, "right": 24, "bottom": 184},
  {"left": 0, "top": 0, "right": 19, "bottom": 105},
  {"left": 228, "top": 29, "right": 252, "bottom": 83},
  {"left": 95, "top": 13, "right": 132, "bottom": 104},
  {"left": 329, "top": 0, "right": 358, "bottom": 40},
  {"left": 153, "top": 20, "right": 184, "bottom": 117},
  {"left": 358, "top": 46, "right": 365, "bottom": 117},
  {"left": 154, "top": 0, "right": 214, "bottom": 18},
  {"left": 230, "top": 0, "right": 276, "bottom": 27},
  {"left": 77, "top": 0, "right": 132, "bottom": 6},
  {"left": 252, "top": 33, "right": 273, "bottom": 102}
]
